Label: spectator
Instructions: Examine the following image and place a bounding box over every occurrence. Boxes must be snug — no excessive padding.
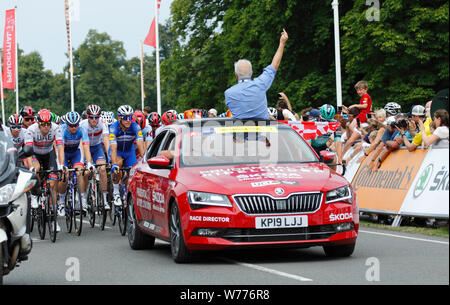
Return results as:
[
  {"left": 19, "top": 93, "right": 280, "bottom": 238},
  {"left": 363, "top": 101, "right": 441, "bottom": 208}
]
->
[
  {"left": 399, "top": 105, "right": 432, "bottom": 151},
  {"left": 277, "top": 100, "right": 297, "bottom": 121},
  {"left": 357, "top": 109, "right": 387, "bottom": 162},
  {"left": 419, "top": 109, "right": 449, "bottom": 145},
  {"left": 278, "top": 92, "right": 300, "bottom": 121},
  {"left": 347, "top": 80, "right": 372, "bottom": 124},
  {"left": 225, "top": 29, "right": 288, "bottom": 120},
  {"left": 425, "top": 100, "right": 432, "bottom": 119},
  {"left": 342, "top": 107, "right": 361, "bottom": 154},
  {"left": 208, "top": 109, "right": 218, "bottom": 118}
]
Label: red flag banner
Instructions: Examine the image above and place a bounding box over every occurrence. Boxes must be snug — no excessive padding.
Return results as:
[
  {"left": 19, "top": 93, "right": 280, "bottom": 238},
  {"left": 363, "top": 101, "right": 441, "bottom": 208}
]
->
[
  {"left": 2, "top": 9, "right": 16, "bottom": 90},
  {"left": 280, "top": 121, "right": 341, "bottom": 140},
  {"left": 143, "top": 17, "right": 156, "bottom": 47}
]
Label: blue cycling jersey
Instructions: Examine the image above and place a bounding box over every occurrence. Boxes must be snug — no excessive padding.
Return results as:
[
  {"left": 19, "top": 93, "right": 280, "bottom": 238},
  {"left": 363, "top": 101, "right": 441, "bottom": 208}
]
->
[
  {"left": 109, "top": 121, "right": 143, "bottom": 153},
  {"left": 61, "top": 124, "right": 90, "bottom": 153}
]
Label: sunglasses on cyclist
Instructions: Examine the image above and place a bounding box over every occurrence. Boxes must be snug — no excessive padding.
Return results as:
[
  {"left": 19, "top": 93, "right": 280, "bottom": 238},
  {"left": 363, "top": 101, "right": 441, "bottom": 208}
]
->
[
  {"left": 24, "top": 117, "right": 34, "bottom": 121},
  {"left": 120, "top": 115, "right": 133, "bottom": 121},
  {"left": 40, "top": 122, "right": 52, "bottom": 127},
  {"left": 89, "top": 115, "right": 100, "bottom": 120},
  {"left": 10, "top": 125, "right": 22, "bottom": 130},
  {"left": 67, "top": 123, "right": 79, "bottom": 128}
]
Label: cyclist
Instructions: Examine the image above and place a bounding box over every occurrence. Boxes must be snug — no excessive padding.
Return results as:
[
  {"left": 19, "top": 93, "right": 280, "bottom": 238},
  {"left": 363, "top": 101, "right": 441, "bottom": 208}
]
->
[
  {"left": 310, "top": 104, "right": 343, "bottom": 169},
  {"left": 147, "top": 112, "right": 161, "bottom": 142},
  {"left": 58, "top": 111, "right": 93, "bottom": 215},
  {"left": 80, "top": 105, "right": 111, "bottom": 210},
  {"left": 20, "top": 106, "right": 36, "bottom": 129},
  {"left": 24, "top": 109, "right": 65, "bottom": 222},
  {"left": 155, "top": 110, "right": 177, "bottom": 136},
  {"left": 109, "top": 105, "right": 145, "bottom": 207},
  {"left": 133, "top": 110, "right": 152, "bottom": 150}
]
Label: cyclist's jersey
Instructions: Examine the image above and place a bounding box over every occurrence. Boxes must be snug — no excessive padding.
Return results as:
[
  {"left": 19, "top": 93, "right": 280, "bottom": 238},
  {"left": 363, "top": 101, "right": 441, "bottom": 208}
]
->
[
  {"left": 80, "top": 119, "right": 109, "bottom": 146},
  {"left": 60, "top": 124, "right": 90, "bottom": 153},
  {"left": 5, "top": 127, "right": 27, "bottom": 152},
  {"left": 141, "top": 125, "right": 153, "bottom": 142},
  {"left": 24, "top": 122, "right": 63, "bottom": 155},
  {"left": 109, "top": 121, "right": 143, "bottom": 153},
  {"left": 310, "top": 119, "right": 342, "bottom": 150}
]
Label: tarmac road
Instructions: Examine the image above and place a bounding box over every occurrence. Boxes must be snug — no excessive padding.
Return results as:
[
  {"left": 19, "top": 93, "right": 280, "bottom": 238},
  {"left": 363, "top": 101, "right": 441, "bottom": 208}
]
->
[{"left": 4, "top": 218, "right": 449, "bottom": 285}]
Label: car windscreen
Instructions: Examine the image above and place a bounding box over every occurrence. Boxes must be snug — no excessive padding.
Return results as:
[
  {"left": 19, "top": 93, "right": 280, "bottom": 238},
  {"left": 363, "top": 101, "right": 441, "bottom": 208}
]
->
[{"left": 180, "top": 123, "right": 318, "bottom": 167}]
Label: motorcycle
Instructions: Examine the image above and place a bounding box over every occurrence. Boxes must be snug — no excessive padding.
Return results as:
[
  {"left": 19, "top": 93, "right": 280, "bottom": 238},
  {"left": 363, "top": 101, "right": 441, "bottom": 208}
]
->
[{"left": 0, "top": 128, "right": 36, "bottom": 285}]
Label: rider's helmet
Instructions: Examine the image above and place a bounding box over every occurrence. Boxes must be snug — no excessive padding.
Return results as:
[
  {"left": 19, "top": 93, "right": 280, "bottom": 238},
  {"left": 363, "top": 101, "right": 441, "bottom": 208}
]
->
[
  {"left": 117, "top": 105, "right": 134, "bottom": 117},
  {"left": 148, "top": 112, "right": 161, "bottom": 127},
  {"left": 183, "top": 109, "right": 194, "bottom": 119},
  {"left": 268, "top": 107, "right": 277, "bottom": 117},
  {"left": 384, "top": 102, "right": 402, "bottom": 116},
  {"left": 190, "top": 108, "right": 203, "bottom": 119},
  {"left": 37, "top": 109, "right": 52, "bottom": 123},
  {"left": 168, "top": 109, "right": 177, "bottom": 115},
  {"left": 200, "top": 109, "right": 208, "bottom": 118},
  {"left": 7, "top": 114, "right": 23, "bottom": 126},
  {"left": 66, "top": 111, "right": 81, "bottom": 126},
  {"left": 226, "top": 109, "right": 233, "bottom": 118},
  {"left": 320, "top": 104, "right": 336, "bottom": 121},
  {"left": 177, "top": 113, "right": 184, "bottom": 120},
  {"left": 20, "top": 106, "right": 35, "bottom": 118},
  {"left": 161, "top": 110, "right": 177, "bottom": 125},
  {"left": 219, "top": 113, "right": 227, "bottom": 118},
  {"left": 132, "top": 110, "right": 147, "bottom": 129},
  {"left": 81, "top": 110, "right": 88, "bottom": 119},
  {"left": 50, "top": 112, "right": 60, "bottom": 124},
  {"left": 87, "top": 104, "right": 102, "bottom": 116}
]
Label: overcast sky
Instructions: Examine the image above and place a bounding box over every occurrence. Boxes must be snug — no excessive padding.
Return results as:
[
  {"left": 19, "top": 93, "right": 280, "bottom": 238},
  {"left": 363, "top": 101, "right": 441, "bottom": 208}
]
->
[{"left": 0, "top": 0, "right": 173, "bottom": 73}]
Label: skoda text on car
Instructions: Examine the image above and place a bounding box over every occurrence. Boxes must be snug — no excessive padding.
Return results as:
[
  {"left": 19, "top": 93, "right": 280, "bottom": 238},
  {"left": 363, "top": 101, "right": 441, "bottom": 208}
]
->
[{"left": 126, "top": 119, "right": 359, "bottom": 263}]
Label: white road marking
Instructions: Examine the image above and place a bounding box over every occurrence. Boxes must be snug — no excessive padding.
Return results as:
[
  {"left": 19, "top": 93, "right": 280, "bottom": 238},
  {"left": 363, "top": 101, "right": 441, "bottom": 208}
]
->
[
  {"left": 221, "top": 258, "right": 313, "bottom": 282},
  {"left": 359, "top": 230, "right": 449, "bottom": 245}
]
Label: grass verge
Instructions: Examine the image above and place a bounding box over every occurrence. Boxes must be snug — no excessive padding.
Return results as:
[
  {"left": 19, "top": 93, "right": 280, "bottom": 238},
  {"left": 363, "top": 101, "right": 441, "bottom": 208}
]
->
[{"left": 360, "top": 220, "right": 449, "bottom": 238}]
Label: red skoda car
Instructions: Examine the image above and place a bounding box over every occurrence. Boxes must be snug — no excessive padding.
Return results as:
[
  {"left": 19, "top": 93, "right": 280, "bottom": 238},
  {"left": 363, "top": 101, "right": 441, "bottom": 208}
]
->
[{"left": 126, "top": 119, "right": 359, "bottom": 263}]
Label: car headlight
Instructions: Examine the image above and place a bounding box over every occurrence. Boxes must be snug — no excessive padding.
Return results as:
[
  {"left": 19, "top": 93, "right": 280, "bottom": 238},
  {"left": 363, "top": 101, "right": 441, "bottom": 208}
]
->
[
  {"left": 187, "top": 191, "right": 232, "bottom": 209},
  {"left": 325, "top": 185, "right": 353, "bottom": 204},
  {"left": 0, "top": 184, "right": 16, "bottom": 206}
]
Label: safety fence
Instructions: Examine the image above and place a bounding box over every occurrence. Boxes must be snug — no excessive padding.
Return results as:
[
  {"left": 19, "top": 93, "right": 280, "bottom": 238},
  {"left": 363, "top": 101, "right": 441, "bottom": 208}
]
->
[{"left": 342, "top": 141, "right": 449, "bottom": 226}]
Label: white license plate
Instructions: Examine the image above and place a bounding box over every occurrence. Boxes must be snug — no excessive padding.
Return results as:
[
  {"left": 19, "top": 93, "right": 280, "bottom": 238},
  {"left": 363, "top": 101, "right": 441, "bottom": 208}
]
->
[{"left": 255, "top": 215, "right": 308, "bottom": 229}]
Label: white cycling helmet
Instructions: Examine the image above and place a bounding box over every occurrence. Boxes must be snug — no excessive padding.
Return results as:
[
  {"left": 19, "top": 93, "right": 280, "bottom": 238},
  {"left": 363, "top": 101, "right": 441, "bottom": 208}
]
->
[
  {"left": 268, "top": 107, "right": 277, "bottom": 116},
  {"left": 117, "top": 105, "right": 134, "bottom": 117},
  {"left": 177, "top": 113, "right": 184, "bottom": 120},
  {"left": 384, "top": 102, "right": 401, "bottom": 116}
]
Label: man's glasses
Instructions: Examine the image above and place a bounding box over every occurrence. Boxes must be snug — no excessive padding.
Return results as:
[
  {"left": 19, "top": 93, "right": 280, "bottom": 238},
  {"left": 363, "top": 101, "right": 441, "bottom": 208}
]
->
[
  {"left": 89, "top": 115, "right": 100, "bottom": 120},
  {"left": 120, "top": 115, "right": 132, "bottom": 121},
  {"left": 10, "top": 125, "right": 22, "bottom": 130},
  {"left": 68, "top": 123, "right": 79, "bottom": 128},
  {"left": 40, "top": 122, "right": 52, "bottom": 127},
  {"left": 24, "top": 117, "right": 34, "bottom": 121}
]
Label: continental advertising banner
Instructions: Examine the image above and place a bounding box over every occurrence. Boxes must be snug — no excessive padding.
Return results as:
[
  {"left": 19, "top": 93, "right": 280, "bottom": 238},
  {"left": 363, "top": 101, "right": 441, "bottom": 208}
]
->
[
  {"left": 351, "top": 148, "right": 428, "bottom": 214},
  {"left": 399, "top": 147, "right": 449, "bottom": 218}
]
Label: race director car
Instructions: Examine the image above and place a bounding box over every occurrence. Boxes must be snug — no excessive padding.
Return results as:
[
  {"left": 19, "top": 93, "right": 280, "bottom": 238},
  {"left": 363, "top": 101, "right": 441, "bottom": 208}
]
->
[{"left": 126, "top": 118, "right": 358, "bottom": 263}]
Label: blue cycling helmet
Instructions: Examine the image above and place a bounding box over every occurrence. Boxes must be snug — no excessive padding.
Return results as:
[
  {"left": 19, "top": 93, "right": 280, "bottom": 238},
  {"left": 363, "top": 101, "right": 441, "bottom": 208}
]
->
[
  {"left": 66, "top": 111, "right": 81, "bottom": 125},
  {"left": 320, "top": 104, "right": 336, "bottom": 121}
]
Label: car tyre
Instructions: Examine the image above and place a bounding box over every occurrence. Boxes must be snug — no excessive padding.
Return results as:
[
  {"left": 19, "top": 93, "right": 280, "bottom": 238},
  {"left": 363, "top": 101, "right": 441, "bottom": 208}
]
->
[
  {"left": 169, "top": 202, "right": 193, "bottom": 263},
  {"left": 323, "top": 242, "right": 355, "bottom": 257},
  {"left": 127, "top": 194, "right": 155, "bottom": 250}
]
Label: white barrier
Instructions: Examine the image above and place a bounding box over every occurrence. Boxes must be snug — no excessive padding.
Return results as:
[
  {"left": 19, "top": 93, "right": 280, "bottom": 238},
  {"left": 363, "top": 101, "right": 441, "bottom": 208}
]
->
[{"left": 399, "top": 145, "right": 449, "bottom": 218}]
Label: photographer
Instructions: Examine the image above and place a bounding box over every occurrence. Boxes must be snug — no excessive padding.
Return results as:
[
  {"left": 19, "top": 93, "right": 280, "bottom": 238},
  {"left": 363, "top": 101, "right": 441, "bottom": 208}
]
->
[
  {"left": 372, "top": 115, "right": 412, "bottom": 170},
  {"left": 400, "top": 105, "right": 432, "bottom": 151}
]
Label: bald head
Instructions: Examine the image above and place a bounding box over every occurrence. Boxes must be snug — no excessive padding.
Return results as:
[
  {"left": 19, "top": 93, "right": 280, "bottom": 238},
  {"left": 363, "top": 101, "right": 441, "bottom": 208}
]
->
[{"left": 234, "top": 59, "right": 253, "bottom": 80}]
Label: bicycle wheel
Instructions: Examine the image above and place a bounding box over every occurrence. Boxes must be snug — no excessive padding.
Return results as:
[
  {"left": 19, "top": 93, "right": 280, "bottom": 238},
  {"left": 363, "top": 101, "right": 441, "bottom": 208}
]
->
[
  {"left": 118, "top": 190, "right": 127, "bottom": 236},
  {"left": 73, "top": 185, "right": 83, "bottom": 236},
  {"left": 37, "top": 196, "right": 46, "bottom": 240},
  {"left": 97, "top": 181, "right": 107, "bottom": 231},
  {"left": 65, "top": 188, "right": 73, "bottom": 233},
  {"left": 47, "top": 186, "right": 58, "bottom": 243},
  {"left": 87, "top": 182, "right": 96, "bottom": 228}
]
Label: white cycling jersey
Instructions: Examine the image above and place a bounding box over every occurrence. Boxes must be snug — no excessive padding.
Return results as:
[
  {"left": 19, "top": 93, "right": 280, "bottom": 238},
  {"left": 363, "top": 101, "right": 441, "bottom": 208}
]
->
[
  {"left": 80, "top": 119, "right": 109, "bottom": 146},
  {"left": 5, "top": 127, "right": 27, "bottom": 151},
  {"left": 24, "top": 122, "right": 63, "bottom": 155}
]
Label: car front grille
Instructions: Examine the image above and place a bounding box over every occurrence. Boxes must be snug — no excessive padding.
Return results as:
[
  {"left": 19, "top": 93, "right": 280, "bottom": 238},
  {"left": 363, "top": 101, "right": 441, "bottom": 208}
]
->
[{"left": 233, "top": 192, "right": 322, "bottom": 215}]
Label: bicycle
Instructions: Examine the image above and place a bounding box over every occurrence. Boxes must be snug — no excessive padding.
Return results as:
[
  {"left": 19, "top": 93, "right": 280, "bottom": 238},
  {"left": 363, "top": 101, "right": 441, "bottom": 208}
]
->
[
  {"left": 35, "top": 170, "right": 62, "bottom": 243},
  {"left": 112, "top": 167, "right": 131, "bottom": 236},
  {"left": 86, "top": 164, "right": 110, "bottom": 231},
  {"left": 64, "top": 168, "right": 89, "bottom": 236}
]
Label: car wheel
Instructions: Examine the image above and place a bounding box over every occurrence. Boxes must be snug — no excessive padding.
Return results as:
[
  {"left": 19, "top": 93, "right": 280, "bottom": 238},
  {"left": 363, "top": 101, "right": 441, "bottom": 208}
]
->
[
  {"left": 127, "top": 194, "right": 155, "bottom": 250},
  {"left": 323, "top": 242, "right": 356, "bottom": 257},
  {"left": 169, "top": 202, "right": 192, "bottom": 263}
]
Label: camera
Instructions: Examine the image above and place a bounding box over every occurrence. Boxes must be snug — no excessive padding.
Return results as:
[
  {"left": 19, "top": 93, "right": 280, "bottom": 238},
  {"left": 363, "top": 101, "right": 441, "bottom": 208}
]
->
[{"left": 390, "top": 119, "right": 408, "bottom": 129}]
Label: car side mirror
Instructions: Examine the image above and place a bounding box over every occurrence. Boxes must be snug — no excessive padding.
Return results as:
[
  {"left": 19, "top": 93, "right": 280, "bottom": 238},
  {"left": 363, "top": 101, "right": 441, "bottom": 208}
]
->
[
  {"left": 147, "top": 156, "right": 171, "bottom": 169},
  {"left": 319, "top": 150, "right": 335, "bottom": 164}
]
